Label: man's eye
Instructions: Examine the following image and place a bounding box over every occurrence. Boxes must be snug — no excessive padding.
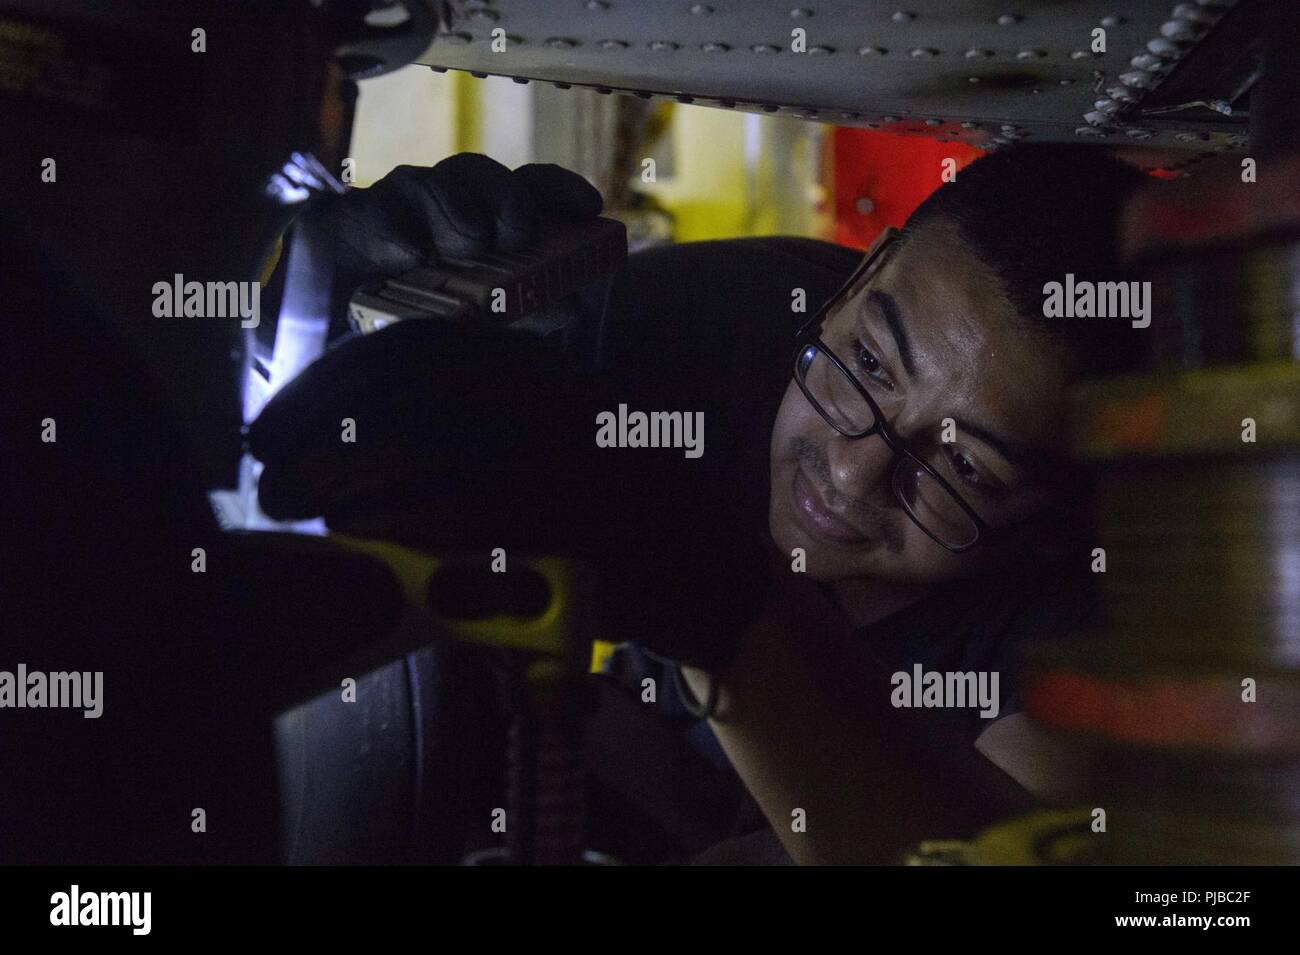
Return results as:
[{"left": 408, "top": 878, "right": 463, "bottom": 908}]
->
[
  {"left": 945, "top": 446, "right": 983, "bottom": 488},
  {"left": 854, "top": 340, "right": 893, "bottom": 389}
]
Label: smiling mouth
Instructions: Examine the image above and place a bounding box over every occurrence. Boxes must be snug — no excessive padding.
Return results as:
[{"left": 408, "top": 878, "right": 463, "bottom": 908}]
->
[{"left": 791, "top": 465, "right": 873, "bottom": 546}]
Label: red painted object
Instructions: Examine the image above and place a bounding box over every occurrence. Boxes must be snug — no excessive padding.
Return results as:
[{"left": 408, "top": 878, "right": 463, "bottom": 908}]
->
[{"left": 830, "top": 129, "right": 982, "bottom": 249}]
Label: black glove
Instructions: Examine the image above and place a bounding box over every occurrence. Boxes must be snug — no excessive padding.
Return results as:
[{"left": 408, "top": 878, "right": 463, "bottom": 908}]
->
[
  {"left": 268, "top": 152, "right": 606, "bottom": 334},
  {"left": 249, "top": 317, "right": 771, "bottom": 671},
  {"left": 251, "top": 155, "right": 771, "bottom": 669}
]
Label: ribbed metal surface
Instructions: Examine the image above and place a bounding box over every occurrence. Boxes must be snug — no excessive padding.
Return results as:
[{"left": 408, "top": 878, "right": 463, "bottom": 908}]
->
[{"left": 420, "top": 0, "right": 1251, "bottom": 157}]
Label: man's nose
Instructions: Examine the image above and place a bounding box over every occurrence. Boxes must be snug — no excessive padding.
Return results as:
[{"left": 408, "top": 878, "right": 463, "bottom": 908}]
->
[{"left": 825, "top": 430, "right": 895, "bottom": 502}]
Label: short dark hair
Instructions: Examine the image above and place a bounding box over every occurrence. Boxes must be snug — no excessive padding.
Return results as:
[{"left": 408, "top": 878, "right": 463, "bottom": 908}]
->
[{"left": 902, "top": 144, "right": 1148, "bottom": 377}]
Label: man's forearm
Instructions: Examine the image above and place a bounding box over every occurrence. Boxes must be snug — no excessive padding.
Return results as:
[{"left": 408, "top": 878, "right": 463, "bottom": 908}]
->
[{"left": 681, "top": 582, "right": 1035, "bottom": 864}]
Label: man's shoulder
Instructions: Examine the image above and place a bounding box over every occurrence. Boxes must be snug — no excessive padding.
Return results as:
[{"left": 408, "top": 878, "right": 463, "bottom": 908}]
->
[{"left": 589, "top": 236, "right": 862, "bottom": 362}]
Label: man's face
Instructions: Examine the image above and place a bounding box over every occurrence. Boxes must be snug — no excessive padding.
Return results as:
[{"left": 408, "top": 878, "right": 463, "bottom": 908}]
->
[{"left": 769, "top": 217, "right": 1073, "bottom": 584}]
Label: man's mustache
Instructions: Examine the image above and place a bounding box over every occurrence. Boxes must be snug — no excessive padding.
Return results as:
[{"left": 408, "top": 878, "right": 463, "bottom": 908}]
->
[{"left": 792, "top": 437, "right": 905, "bottom": 553}]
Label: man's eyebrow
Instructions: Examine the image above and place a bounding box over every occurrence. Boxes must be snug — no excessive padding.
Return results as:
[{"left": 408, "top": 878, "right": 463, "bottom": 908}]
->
[
  {"left": 952, "top": 417, "right": 1048, "bottom": 476},
  {"left": 864, "top": 289, "right": 917, "bottom": 380}
]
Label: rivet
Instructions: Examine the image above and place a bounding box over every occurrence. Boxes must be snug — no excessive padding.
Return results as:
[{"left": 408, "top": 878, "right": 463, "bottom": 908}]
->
[
  {"left": 675, "top": 94, "right": 695, "bottom": 103},
  {"left": 1074, "top": 126, "right": 1107, "bottom": 137},
  {"left": 1119, "top": 70, "right": 1156, "bottom": 88},
  {"left": 855, "top": 197, "right": 876, "bottom": 215},
  {"left": 429, "top": 65, "right": 448, "bottom": 73},
  {"left": 865, "top": 122, "right": 880, "bottom": 129},
  {"left": 858, "top": 46, "right": 888, "bottom": 56},
  {"left": 511, "top": 76, "right": 529, "bottom": 84},
  {"left": 967, "top": 76, "right": 981, "bottom": 83},
  {"left": 600, "top": 39, "right": 629, "bottom": 49},
  {"left": 1125, "top": 128, "right": 1154, "bottom": 139},
  {"left": 790, "top": 7, "right": 814, "bottom": 17},
  {"left": 469, "top": 70, "right": 489, "bottom": 78},
  {"left": 586, "top": 0, "right": 610, "bottom": 9},
  {"left": 1173, "top": 4, "right": 1220, "bottom": 24},
  {"left": 1070, "top": 50, "right": 1094, "bottom": 60},
  {"left": 892, "top": 11, "right": 915, "bottom": 23},
  {"left": 553, "top": 81, "right": 572, "bottom": 89},
  {"left": 960, "top": 121, "right": 979, "bottom": 128},
  {"left": 1000, "top": 123, "right": 1021, "bottom": 132},
  {"left": 882, "top": 115, "right": 901, "bottom": 123},
  {"left": 1146, "top": 38, "right": 1185, "bottom": 57},
  {"left": 751, "top": 44, "right": 781, "bottom": 54},
  {"left": 689, "top": 3, "right": 714, "bottom": 14},
  {"left": 1016, "top": 49, "right": 1046, "bottom": 60},
  {"left": 1130, "top": 52, "right": 1164, "bottom": 70},
  {"left": 1059, "top": 78, "right": 1074, "bottom": 85},
  {"left": 996, "top": 14, "right": 1021, "bottom": 26},
  {"left": 595, "top": 86, "right": 613, "bottom": 94},
  {"left": 964, "top": 48, "right": 993, "bottom": 58},
  {"left": 1174, "top": 131, "right": 1198, "bottom": 142},
  {"left": 1094, "top": 98, "right": 1123, "bottom": 114},
  {"left": 546, "top": 37, "right": 580, "bottom": 49},
  {"left": 925, "top": 118, "right": 943, "bottom": 126},
  {"left": 701, "top": 42, "right": 731, "bottom": 52},
  {"left": 1160, "top": 20, "right": 1198, "bottom": 41},
  {"left": 809, "top": 45, "right": 835, "bottom": 54},
  {"left": 1100, "top": 15, "right": 1124, "bottom": 27},
  {"left": 910, "top": 47, "right": 939, "bottom": 59},
  {"left": 1106, "top": 86, "right": 1137, "bottom": 102},
  {"left": 440, "top": 32, "right": 472, "bottom": 45},
  {"left": 650, "top": 40, "right": 679, "bottom": 51},
  {"left": 795, "top": 109, "right": 819, "bottom": 118},
  {"left": 1083, "top": 110, "right": 1110, "bottom": 125}
]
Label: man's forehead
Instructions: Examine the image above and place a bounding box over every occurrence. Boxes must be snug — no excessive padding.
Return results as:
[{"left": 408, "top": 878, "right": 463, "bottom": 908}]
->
[{"left": 863, "top": 224, "right": 1071, "bottom": 453}]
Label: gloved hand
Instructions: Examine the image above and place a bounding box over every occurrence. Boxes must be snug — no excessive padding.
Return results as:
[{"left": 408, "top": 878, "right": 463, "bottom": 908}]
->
[
  {"left": 250, "top": 155, "right": 771, "bottom": 670},
  {"left": 248, "top": 319, "right": 772, "bottom": 671},
  {"left": 300, "top": 152, "right": 605, "bottom": 330}
]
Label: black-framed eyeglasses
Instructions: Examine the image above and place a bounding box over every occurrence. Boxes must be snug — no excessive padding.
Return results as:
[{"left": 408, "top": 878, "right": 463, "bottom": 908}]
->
[{"left": 791, "top": 227, "right": 997, "bottom": 553}]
